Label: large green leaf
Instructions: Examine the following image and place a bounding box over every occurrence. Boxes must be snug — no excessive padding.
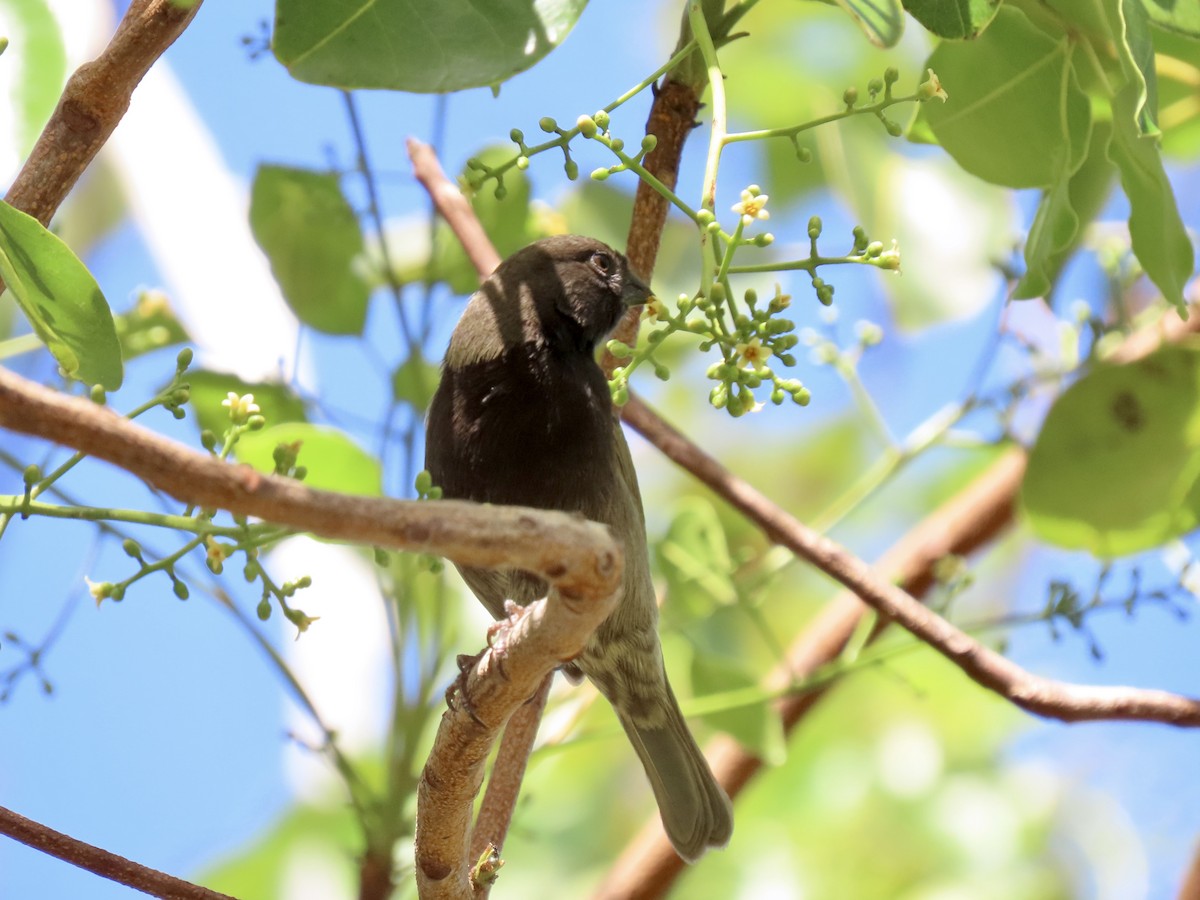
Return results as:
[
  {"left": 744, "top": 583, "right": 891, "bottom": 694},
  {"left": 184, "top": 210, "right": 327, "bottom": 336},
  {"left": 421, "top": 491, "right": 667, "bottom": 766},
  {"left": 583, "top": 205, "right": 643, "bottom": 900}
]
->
[
  {"left": 919, "top": 5, "right": 1092, "bottom": 189},
  {"left": 0, "top": 200, "right": 122, "bottom": 389},
  {"left": 0, "top": 0, "right": 67, "bottom": 156},
  {"left": 831, "top": 0, "right": 906, "bottom": 47},
  {"left": 272, "top": 0, "right": 588, "bottom": 92},
  {"left": 186, "top": 370, "right": 308, "bottom": 438},
  {"left": 655, "top": 496, "right": 737, "bottom": 620},
  {"left": 1015, "top": 123, "right": 1117, "bottom": 300},
  {"left": 1141, "top": 0, "right": 1200, "bottom": 36},
  {"left": 1107, "top": 86, "right": 1195, "bottom": 316},
  {"left": 249, "top": 165, "right": 370, "bottom": 336},
  {"left": 236, "top": 423, "right": 383, "bottom": 496},
  {"left": 902, "top": 0, "right": 1001, "bottom": 38},
  {"left": 1022, "top": 344, "right": 1200, "bottom": 555}
]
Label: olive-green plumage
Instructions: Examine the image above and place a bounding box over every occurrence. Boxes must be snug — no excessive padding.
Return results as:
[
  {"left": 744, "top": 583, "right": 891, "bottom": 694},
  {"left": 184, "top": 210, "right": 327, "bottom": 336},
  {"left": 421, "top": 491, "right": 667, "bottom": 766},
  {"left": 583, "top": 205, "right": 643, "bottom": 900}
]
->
[{"left": 425, "top": 235, "right": 732, "bottom": 861}]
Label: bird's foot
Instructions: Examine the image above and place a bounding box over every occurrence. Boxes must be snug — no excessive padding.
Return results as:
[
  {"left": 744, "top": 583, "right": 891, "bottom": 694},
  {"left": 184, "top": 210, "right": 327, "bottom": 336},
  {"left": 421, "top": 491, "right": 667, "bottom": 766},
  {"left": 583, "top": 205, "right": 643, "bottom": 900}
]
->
[{"left": 445, "top": 650, "right": 487, "bottom": 727}]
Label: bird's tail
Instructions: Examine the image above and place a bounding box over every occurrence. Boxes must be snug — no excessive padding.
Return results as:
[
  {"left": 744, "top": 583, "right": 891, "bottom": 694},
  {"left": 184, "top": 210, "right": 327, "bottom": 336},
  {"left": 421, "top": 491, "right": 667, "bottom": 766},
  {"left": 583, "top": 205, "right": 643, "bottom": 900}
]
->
[{"left": 616, "top": 673, "right": 733, "bottom": 862}]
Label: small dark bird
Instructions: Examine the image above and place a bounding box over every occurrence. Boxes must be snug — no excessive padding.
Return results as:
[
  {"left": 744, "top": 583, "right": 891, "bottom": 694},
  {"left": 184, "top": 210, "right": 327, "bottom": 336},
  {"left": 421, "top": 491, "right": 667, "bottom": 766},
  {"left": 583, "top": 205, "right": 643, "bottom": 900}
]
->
[{"left": 425, "top": 234, "right": 733, "bottom": 861}]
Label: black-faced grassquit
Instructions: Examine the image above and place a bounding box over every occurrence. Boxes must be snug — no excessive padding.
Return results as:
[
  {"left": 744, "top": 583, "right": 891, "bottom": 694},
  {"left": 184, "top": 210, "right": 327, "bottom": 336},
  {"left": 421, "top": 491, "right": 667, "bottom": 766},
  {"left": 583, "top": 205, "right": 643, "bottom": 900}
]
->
[{"left": 425, "top": 234, "right": 733, "bottom": 861}]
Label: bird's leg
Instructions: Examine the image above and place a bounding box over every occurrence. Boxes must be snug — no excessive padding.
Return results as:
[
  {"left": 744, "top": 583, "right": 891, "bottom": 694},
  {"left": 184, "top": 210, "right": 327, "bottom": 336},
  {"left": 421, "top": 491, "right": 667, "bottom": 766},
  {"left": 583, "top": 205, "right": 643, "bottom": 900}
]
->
[
  {"left": 446, "top": 651, "right": 487, "bottom": 727},
  {"left": 485, "top": 600, "right": 529, "bottom": 683}
]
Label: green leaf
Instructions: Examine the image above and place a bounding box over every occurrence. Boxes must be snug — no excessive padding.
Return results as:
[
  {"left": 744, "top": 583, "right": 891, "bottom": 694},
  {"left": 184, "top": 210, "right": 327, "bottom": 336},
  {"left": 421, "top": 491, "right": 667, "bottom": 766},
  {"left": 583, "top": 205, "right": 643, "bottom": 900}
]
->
[
  {"left": 114, "top": 291, "right": 191, "bottom": 360},
  {"left": 1022, "top": 344, "right": 1200, "bottom": 555},
  {"left": 391, "top": 350, "right": 440, "bottom": 413},
  {"left": 236, "top": 424, "right": 383, "bottom": 496},
  {"left": 0, "top": 200, "right": 123, "bottom": 389},
  {"left": 0, "top": 0, "right": 67, "bottom": 156},
  {"left": 249, "top": 165, "right": 370, "bottom": 335},
  {"left": 433, "top": 147, "right": 537, "bottom": 293},
  {"left": 1107, "top": 85, "right": 1195, "bottom": 316},
  {"left": 832, "top": 0, "right": 905, "bottom": 47},
  {"left": 186, "top": 371, "right": 308, "bottom": 438},
  {"left": 272, "top": 0, "right": 587, "bottom": 92},
  {"left": 902, "top": 0, "right": 1001, "bottom": 39},
  {"left": 1112, "top": 0, "right": 1161, "bottom": 136},
  {"left": 1015, "top": 122, "right": 1118, "bottom": 300},
  {"left": 690, "top": 652, "right": 786, "bottom": 764},
  {"left": 656, "top": 497, "right": 737, "bottom": 619},
  {"left": 1141, "top": 0, "right": 1200, "bottom": 36},
  {"left": 919, "top": 6, "right": 1092, "bottom": 188}
]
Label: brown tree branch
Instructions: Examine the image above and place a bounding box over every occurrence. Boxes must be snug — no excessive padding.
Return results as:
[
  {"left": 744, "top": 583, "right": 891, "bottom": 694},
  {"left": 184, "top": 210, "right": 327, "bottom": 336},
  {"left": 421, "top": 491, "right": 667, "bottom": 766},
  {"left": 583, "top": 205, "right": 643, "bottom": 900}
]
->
[
  {"left": 0, "top": 804, "right": 236, "bottom": 900},
  {"left": 3, "top": 0, "right": 201, "bottom": 227},
  {"left": 415, "top": 595, "right": 617, "bottom": 900},
  {"left": 468, "top": 675, "right": 553, "bottom": 879},
  {"left": 0, "top": 369, "right": 622, "bottom": 601}
]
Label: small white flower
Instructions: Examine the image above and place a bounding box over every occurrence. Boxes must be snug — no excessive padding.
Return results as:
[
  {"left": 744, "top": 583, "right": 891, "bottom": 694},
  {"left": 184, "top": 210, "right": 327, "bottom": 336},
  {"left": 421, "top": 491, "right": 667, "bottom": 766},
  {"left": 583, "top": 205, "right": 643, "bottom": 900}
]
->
[
  {"left": 221, "top": 392, "right": 260, "bottom": 424},
  {"left": 919, "top": 69, "right": 948, "bottom": 103},
  {"left": 735, "top": 337, "right": 772, "bottom": 368},
  {"left": 731, "top": 188, "right": 770, "bottom": 226}
]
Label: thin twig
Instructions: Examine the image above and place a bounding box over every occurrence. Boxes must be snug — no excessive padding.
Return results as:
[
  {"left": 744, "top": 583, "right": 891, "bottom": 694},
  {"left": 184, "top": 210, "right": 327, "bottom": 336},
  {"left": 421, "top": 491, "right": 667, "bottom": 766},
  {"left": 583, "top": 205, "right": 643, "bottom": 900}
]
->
[{"left": 0, "top": 804, "right": 236, "bottom": 900}]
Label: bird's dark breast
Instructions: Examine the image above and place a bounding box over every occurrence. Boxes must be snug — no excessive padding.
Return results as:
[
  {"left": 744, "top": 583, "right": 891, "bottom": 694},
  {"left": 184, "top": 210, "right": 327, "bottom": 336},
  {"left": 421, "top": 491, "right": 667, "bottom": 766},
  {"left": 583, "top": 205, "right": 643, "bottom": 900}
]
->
[{"left": 426, "top": 343, "right": 616, "bottom": 516}]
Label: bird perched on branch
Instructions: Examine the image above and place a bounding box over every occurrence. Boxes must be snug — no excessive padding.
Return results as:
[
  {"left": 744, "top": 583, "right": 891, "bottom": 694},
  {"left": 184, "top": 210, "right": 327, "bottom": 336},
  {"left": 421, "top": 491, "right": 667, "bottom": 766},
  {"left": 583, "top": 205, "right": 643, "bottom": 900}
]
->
[{"left": 425, "top": 234, "right": 732, "bottom": 862}]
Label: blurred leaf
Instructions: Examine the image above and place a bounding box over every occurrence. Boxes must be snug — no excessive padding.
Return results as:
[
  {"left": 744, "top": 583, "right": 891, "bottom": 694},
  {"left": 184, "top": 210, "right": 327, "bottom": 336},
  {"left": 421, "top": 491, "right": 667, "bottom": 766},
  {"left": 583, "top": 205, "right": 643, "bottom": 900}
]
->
[
  {"left": 0, "top": 0, "right": 66, "bottom": 155},
  {"left": 690, "top": 651, "right": 786, "bottom": 764},
  {"left": 436, "top": 147, "right": 538, "bottom": 294},
  {"left": 656, "top": 496, "right": 737, "bottom": 619},
  {"left": 187, "top": 370, "right": 308, "bottom": 437},
  {"left": 392, "top": 350, "right": 441, "bottom": 413},
  {"left": 114, "top": 291, "right": 191, "bottom": 360},
  {"left": 831, "top": 0, "right": 906, "bottom": 47},
  {"left": 1016, "top": 123, "right": 1118, "bottom": 300},
  {"left": 1141, "top": 0, "right": 1200, "bottom": 37},
  {"left": 1156, "top": 28, "right": 1200, "bottom": 157},
  {"left": 1107, "top": 85, "right": 1195, "bottom": 316},
  {"left": 1022, "top": 344, "right": 1200, "bottom": 555},
  {"left": 250, "top": 164, "right": 370, "bottom": 335},
  {"left": 919, "top": 6, "right": 1092, "bottom": 189},
  {"left": 51, "top": 159, "right": 128, "bottom": 259},
  {"left": 0, "top": 200, "right": 122, "bottom": 389},
  {"left": 273, "top": 0, "right": 587, "bottom": 92},
  {"left": 902, "top": 0, "right": 1000, "bottom": 38},
  {"left": 236, "top": 424, "right": 383, "bottom": 496}
]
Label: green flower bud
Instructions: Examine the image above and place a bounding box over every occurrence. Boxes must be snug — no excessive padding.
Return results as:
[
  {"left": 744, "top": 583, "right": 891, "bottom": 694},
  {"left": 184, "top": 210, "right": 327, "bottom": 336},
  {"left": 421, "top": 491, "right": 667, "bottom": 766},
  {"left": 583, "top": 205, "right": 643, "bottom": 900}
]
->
[
  {"left": 610, "top": 138, "right": 625, "bottom": 153},
  {"left": 793, "top": 387, "right": 812, "bottom": 406},
  {"left": 374, "top": 548, "right": 390, "bottom": 567},
  {"left": 594, "top": 110, "right": 610, "bottom": 130},
  {"left": 23, "top": 464, "right": 40, "bottom": 486},
  {"left": 494, "top": 183, "right": 508, "bottom": 200},
  {"left": 200, "top": 430, "right": 217, "bottom": 452},
  {"left": 843, "top": 86, "right": 858, "bottom": 107},
  {"left": 564, "top": 159, "right": 579, "bottom": 180},
  {"left": 90, "top": 385, "right": 106, "bottom": 405},
  {"left": 653, "top": 363, "right": 670, "bottom": 381},
  {"left": 171, "top": 407, "right": 186, "bottom": 420},
  {"left": 795, "top": 146, "right": 812, "bottom": 163},
  {"left": 591, "top": 167, "right": 610, "bottom": 181},
  {"left": 641, "top": 134, "right": 657, "bottom": 153},
  {"left": 606, "top": 339, "right": 634, "bottom": 358},
  {"left": 817, "top": 284, "right": 835, "bottom": 305},
  {"left": 808, "top": 216, "right": 823, "bottom": 240},
  {"left": 122, "top": 539, "right": 142, "bottom": 559},
  {"left": 576, "top": 114, "right": 598, "bottom": 138},
  {"left": 779, "top": 352, "right": 796, "bottom": 366},
  {"left": 293, "top": 466, "right": 307, "bottom": 481},
  {"left": 428, "top": 486, "right": 443, "bottom": 500},
  {"left": 771, "top": 389, "right": 786, "bottom": 405},
  {"left": 866, "top": 240, "right": 884, "bottom": 258},
  {"left": 538, "top": 116, "right": 558, "bottom": 133},
  {"left": 612, "top": 383, "right": 629, "bottom": 406},
  {"left": 754, "top": 233, "right": 774, "bottom": 247},
  {"left": 256, "top": 599, "right": 272, "bottom": 621},
  {"left": 884, "top": 66, "right": 900, "bottom": 85},
  {"left": 883, "top": 117, "right": 902, "bottom": 137},
  {"left": 709, "top": 383, "right": 728, "bottom": 409},
  {"left": 173, "top": 580, "right": 189, "bottom": 600},
  {"left": 176, "top": 347, "right": 194, "bottom": 370},
  {"left": 744, "top": 288, "right": 758, "bottom": 306},
  {"left": 706, "top": 220, "right": 721, "bottom": 234},
  {"left": 510, "top": 128, "right": 524, "bottom": 143},
  {"left": 415, "top": 469, "right": 433, "bottom": 495},
  {"left": 696, "top": 209, "right": 715, "bottom": 226},
  {"left": 516, "top": 155, "right": 529, "bottom": 170},
  {"left": 247, "top": 414, "right": 266, "bottom": 430},
  {"left": 868, "top": 78, "right": 883, "bottom": 96}
]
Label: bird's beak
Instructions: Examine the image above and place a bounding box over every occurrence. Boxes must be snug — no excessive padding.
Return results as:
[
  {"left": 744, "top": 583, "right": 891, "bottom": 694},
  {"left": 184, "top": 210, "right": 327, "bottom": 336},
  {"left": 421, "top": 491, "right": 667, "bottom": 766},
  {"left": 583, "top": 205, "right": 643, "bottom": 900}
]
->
[{"left": 623, "top": 267, "right": 653, "bottom": 308}]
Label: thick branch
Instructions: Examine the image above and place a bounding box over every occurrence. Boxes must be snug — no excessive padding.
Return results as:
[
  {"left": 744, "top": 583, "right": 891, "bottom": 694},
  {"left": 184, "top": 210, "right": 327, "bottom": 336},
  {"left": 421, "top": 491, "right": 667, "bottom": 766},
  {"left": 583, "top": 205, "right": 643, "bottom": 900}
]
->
[
  {"left": 0, "top": 369, "right": 622, "bottom": 600},
  {"left": 0, "top": 804, "right": 235, "bottom": 900},
  {"left": 4, "top": 0, "right": 201, "bottom": 226},
  {"left": 415, "top": 595, "right": 617, "bottom": 900}
]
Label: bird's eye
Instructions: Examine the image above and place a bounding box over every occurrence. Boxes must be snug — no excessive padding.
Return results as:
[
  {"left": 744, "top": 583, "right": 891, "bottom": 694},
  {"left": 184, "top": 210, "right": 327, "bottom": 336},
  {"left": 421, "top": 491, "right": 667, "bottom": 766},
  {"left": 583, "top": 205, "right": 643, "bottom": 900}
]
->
[{"left": 590, "top": 251, "right": 611, "bottom": 275}]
